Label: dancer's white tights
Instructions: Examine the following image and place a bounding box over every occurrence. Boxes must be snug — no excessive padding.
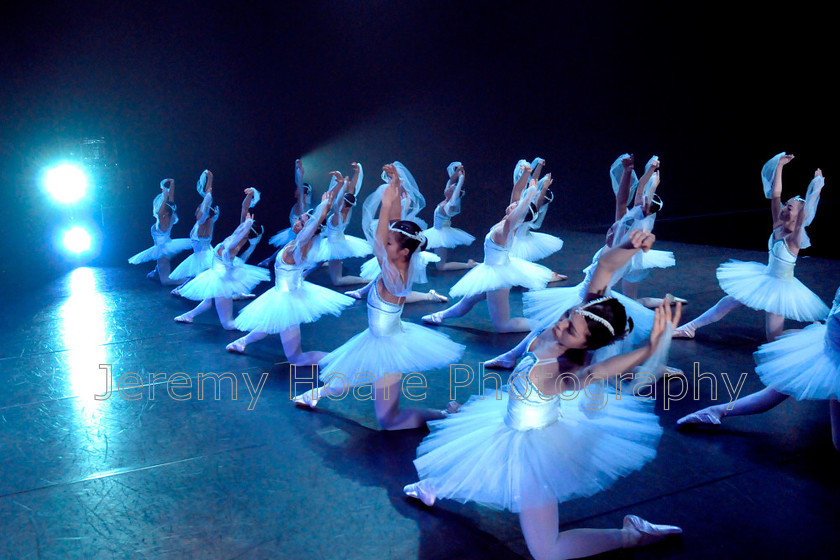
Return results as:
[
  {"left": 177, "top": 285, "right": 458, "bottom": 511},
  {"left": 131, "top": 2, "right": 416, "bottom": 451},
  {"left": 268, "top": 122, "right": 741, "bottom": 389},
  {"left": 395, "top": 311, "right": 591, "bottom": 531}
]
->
[
  {"left": 519, "top": 503, "right": 625, "bottom": 560},
  {"left": 437, "top": 289, "right": 531, "bottom": 332}
]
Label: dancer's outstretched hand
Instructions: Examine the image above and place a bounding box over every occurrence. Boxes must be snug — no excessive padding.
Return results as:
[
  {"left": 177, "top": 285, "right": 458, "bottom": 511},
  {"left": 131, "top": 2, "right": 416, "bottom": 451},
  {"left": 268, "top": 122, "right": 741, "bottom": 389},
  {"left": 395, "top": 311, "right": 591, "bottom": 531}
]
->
[
  {"left": 780, "top": 154, "right": 795, "bottom": 166},
  {"left": 625, "top": 229, "right": 656, "bottom": 252},
  {"left": 650, "top": 296, "right": 682, "bottom": 351},
  {"left": 622, "top": 154, "right": 634, "bottom": 170}
]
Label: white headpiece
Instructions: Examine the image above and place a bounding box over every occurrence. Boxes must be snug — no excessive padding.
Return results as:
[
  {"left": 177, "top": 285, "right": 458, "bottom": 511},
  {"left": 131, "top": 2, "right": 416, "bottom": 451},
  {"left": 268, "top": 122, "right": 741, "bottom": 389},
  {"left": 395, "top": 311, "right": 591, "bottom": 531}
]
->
[{"left": 575, "top": 297, "right": 616, "bottom": 336}]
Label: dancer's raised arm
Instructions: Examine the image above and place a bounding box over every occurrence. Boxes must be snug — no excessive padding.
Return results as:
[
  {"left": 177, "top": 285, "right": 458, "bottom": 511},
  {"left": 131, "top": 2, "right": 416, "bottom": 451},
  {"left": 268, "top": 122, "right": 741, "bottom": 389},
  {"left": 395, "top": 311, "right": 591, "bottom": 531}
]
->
[
  {"left": 788, "top": 169, "right": 825, "bottom": 253},
  {"left": 496, "top": 182, "right": 538, "bottom": 244},
  {"left": 588, "top": 229, "right": 655, "bottom": 298},
  {"left": 510, "top": 160, "right": 532, "bottom": 204},
  {"left": 770, "top": 153, "right": 795, "bottom": 224},
  {"left": 614, "top": 154, "right": 635, "bottom": 220},
  {"left": 633, "top": 157, "right": 660, "bottom": 209}
]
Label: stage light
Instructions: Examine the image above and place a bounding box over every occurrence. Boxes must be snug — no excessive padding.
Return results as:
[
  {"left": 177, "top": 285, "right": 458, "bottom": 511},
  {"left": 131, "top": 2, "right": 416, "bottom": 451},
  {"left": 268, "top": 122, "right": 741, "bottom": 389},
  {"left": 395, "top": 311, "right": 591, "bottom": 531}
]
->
[
  {"left": 44, "top": 163, "right": 89, "bottom": 204},
  {"left": 62, "top": 226, "right": 93, "bottom": 255}
]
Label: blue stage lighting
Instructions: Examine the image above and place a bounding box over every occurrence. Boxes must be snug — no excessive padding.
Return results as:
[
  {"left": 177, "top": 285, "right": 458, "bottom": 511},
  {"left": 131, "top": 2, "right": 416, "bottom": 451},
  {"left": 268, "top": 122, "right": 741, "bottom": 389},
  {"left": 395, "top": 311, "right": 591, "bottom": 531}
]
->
[
  {"left": 44, "top": 163, "right": 89, "bottom": 204},
  {"left": 62, "top": 226, "right": 93, "bottom": 255}
]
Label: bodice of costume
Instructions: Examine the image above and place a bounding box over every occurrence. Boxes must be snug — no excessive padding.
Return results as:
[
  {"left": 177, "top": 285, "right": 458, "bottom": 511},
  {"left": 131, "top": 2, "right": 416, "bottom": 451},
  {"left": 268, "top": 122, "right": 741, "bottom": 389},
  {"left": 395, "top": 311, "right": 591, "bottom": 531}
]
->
[
  {"left": 434, "top": 204, "right": 455, "bottom": 229},
  {"left": 367, "top": 280, "right": 404, "bottom": 337},
  {"left": 151, "top": 223, "right": 173, "bottom": 245},
  {"left": 326, "top": 212, "right": 348, "bottom": 241},
  {"left": 504, "top": 353, "right": 560, "bottom": 431},
  {"left": 190, "top": 213, "right": 218, "bottom": 249},
  {"left": 274, "top": 256, "right": 304, "bottom": 292},
  {"left": 767, "top": 235, "right": 796, "bottom": 279},
  {"left": 484, "top": 230, "right": 511, "bottom": 266}
]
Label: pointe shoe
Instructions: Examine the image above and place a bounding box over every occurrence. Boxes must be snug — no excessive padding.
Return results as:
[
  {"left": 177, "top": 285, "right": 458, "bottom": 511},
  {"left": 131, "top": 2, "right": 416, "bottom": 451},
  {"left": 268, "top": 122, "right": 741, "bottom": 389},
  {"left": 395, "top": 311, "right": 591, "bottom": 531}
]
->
[
  {"left": 146, "top": 267, "right": 159, "bottom": 280},
  {"left": 672, "top": 324, "right": 695, "bottom": 339},
  {"left": 404, "top": 482, "right": 436, "bottom": 507},
  {"left": 467, "top": 259, "right": 478, "bottom": 268},
  {"left": 174, "top": 314, "right": 193, "bottom": 324},
  {"left": 549, "top": 272, "right": 568, "bottom": 282},
  {"left": 170, "top": 286, "right": 182, "bottom": 297},
  {"left": 484, "top": 355, "right": 516, "bottom": 370},
  {"left": 639, "top": 296, "right": 688, "bottom": 309},
  {"left": 226, "top": 340, "right": 246, "bottom": 354},
  {"left": 293, "top": 389, "right": 319, "bottom": 409},
  {"left": 663, "top": 366, "right": 686, "bottom": 378},
  {"left": 623, "top": 514, "right": 682, "bottom": 548},
  {"left": 676, "top": 408, "right": 722, "bottom": 426},
  {"left": 232, "top": 293, "right": 256, "bottom": 301},
  {"left": 443, "top": 401, "right": 461, "bottom": 416},
  {"left": 344, "top": 289, "right": 364, "bottom": 300},
  {"left": 422, "top": 312, "right": 445, "bottom": 325},
  {"left": 257, "top": 257, "right": 273, "bottom": 268},
  {"left": 428, "top": 290, "right": 449, "bottom": 304}
]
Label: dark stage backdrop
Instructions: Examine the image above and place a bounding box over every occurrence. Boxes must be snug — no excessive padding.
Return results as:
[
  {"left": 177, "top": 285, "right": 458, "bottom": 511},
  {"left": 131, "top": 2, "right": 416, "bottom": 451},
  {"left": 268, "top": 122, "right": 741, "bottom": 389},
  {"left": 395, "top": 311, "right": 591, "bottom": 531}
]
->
[{"left": 0, "top": 1, "right": 834, "bottom": 288}]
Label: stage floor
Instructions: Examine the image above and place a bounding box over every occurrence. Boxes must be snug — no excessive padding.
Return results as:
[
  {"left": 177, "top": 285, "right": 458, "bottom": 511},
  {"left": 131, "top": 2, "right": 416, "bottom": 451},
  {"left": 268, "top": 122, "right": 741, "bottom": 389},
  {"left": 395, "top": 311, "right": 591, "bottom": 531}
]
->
[{"left": 1, "top": 229, "right": 838, "bottom": 559}]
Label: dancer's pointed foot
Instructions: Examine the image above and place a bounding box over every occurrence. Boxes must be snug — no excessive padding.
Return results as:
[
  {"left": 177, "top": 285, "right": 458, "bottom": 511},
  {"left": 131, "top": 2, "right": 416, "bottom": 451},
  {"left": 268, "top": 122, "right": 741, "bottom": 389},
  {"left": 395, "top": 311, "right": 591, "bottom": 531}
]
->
[
  {"left": 257, "top": 257, "right": 273, "bottom": 268},
  {"left": 484, "top": 354, "right": 516, "bottom": 369},
  {"left": 428, "top": 290, "right": 449, "bottom": 304},
  {"left": 467, "top": 259, "right": 478, "bottom": 268},
  {"left": 404, "top": 481, "right": 436, "bottom": 507},
  {"left": 232, "top": 293, "right": 256, "bottom": 301},
  {"left": 293, "top": 389, "right": 320, "bottom": 409},
  {"left": 672, "top": 323, "right": 695, "bottom": 339},
  {"left": 443, "top": 401, "right": 461, "bottom": 416},
  {"left": 677, "top": 407, "right": 723, "bottom": 427},
  {"left": 421, "top": 312, "right": 445, "bottom": 325},
  {"left": 174, "top": 314, "right": 193, "bottom": 324},
  {"left": 146, "top": 267, "right": 159, "bottom": 280},
  {"left": 344, "top": 288, "right": 364, "bottom": 300},
  {"left": 663, "top": 366, "right": 686, "bottom": 378},
  {"left": 639, "top": 296, "right": 689, "bottom": 309},
  {"left": 549, "top": 272, "right": 568, "bottom": 282},
  {"left": 622, "top": 515, "right": 682, "bottom": 548},
  {"left": 170, "top": 286, "right": 182, "bottom": 297},
  {"left": 226, "top": 340, "right": 246, "bottom": 353}
]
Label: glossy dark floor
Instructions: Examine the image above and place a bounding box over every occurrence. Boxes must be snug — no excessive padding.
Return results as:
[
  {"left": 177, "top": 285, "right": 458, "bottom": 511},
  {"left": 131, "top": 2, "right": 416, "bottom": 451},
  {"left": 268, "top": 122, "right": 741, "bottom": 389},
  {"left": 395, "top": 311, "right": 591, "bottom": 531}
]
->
[{"left": 1, "top": 230, "right": 838, "bottom": 559}]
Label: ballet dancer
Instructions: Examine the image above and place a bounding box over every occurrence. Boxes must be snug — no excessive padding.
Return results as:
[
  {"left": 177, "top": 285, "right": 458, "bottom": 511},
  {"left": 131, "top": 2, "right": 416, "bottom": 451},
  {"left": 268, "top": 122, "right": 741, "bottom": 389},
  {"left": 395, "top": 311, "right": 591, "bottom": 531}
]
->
[
  {"left": 509, "top": 158, "right": 567, "bottom": 282},
  {"left": 421, "top": 162, "right": 477, "bottom": 271},
  {"left": 404, "top": 236, "right": 683, "bottom": 560},
  {"left": 609, "top": 154, "right": 678, "bottom": 303},
  {"left": 170, "top": 170, "right": 220, "bottom": 293},
  {"left": 293, "top": 164, "right": 464, "bottom": 431},
  {"left": 677, "top": 285, "right": 840, "bottom": 451},
  {"left": 421, "top": 163, "right": 554, "bottom": 333},
  {"left": 226, "top": 189, "right": 354, "bottom": 364},
  {"left": 260, "top": 158, "right": 312, "bottom": 267},
  {"left": 174, "top": 190, "right": 270, "bottom": 329},
  {"left": 674, "top": 153, "right": 828, "bottom": 342},
  {"left": 345, "top": 161, "right": 448, "bottom": 303},
  {"left": 128, "top": 178, "right": 191, "bottom": 284},
  {"left": 319, "top": 163, "right": 372, "bottom": 286}
]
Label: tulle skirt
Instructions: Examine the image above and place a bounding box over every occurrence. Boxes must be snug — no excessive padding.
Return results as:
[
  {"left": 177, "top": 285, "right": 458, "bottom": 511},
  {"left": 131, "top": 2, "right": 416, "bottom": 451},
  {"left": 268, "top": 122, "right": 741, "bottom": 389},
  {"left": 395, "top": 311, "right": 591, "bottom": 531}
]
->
[
  {"left": 319, "top": 234, "right": 372, "bottom": 262},
  {"left": 422, "top": 226, "right": 476, "bottom": 250},
  {"left": 754, "top": 323, "right": 840, "bottom": 401},
  {"left": 413, "top": 387, "right": 662, "bottom": 512},
  {"left": 509, "top": 231, "right": 564, "bottom": 262},
  {"left": 177, "top": 263, "right": 270, "bottom": 301},
  {"left": 449, "top": 258, "right": 553, "bottom": 298},
  {"left": 360, "top": 252, "right": 440, "bottom": 283},
  {"left": 523, "top": 285, "right": 654, "bottom": 361},
  {"left": 128, "top": 238, "right": 192, "bottom": 264},
  {"left": 269, "top": 228, "right": 295, "bottom": 248},
  {"left": 623, "top": 250, "right": 676, "bottom": 283},
  {"left": 319, "top": 323, "right": 464, "bottom": 387},
  {"left": 169, "top": 249, "right": 214, "bottom": 280},
  {"left": 234, "top": 283, "right": 354, "bottom": 334},
  {"left": 717, "top": 261, "right": 829, "bottom": 321}
]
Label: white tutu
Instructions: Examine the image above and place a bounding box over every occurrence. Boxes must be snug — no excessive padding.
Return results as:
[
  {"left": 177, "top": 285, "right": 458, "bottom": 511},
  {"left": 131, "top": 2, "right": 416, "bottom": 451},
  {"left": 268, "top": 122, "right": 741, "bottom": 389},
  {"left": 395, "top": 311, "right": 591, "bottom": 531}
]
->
[
  {"left": 234, "top": 282, "right": 353, "bottom": 334},
  {"left": 622, "top": 249, "right": 676, "bottom": 283},
  {"left": 169, "top": 249, "right": 214, "bottom": 280},
  {"left": 509, "top": 231, "right": 564, "bottom": 262},
  {"left": 754, "top": 323, "right": 840, "bottom": 401},
  {"left": 360, "top": 252, "right": 440, "bottom": 283},
  {"left": 128, "top": 238, "right": 192, "bottom": 264},
  {"left": 177, "top": 260, "right": 270, "bottom": 301},
  {"left": 422, "top": 226, "right": 475, "bottom": 250},
  {"left": 414, "top": 378, "right": 662, "bottom": 512},
  {"left": 318, "top": 233, "right": 372, "bottom": 262},
  {"left": 269, "top": 228, "right": 295, "bottom": 247},
  {"left": 717, "top": 260, "right": 829, "bottom": 321},
  {"left": 449, "top": 257, "right": 552, "bottom": 298}
]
